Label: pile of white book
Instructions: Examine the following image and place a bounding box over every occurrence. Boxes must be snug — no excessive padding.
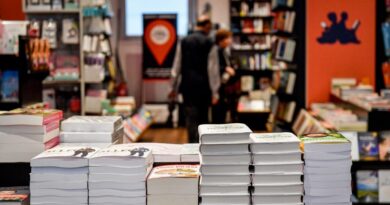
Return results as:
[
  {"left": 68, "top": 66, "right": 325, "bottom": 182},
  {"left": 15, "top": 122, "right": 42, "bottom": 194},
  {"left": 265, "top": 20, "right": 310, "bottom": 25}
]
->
[
  {"left": 198, "top": 123, "right": 252, "bottom": 205},
  {"left": 88, "top": 144, "right": 154, "bottom": 205},
  {"left": 30, "top": 145, "right": 99, "bottom": 205},
  {"left": 0, "top": 108, "right": 62, "bottom": 162},
  {"left": 132, "top": 143, "right": 200, "bottom": 163},
  {"left": 60, "top": 116, "right": 123, "bottom": 144},
  {"left": 250, "top": 133, "right": 304, "bottom": 205},
  {"left": 301, "top": 133, "right": 352, "bottom": 205},
  {"left": 147, "top": 164, "right": 200, "bottom": 205}
]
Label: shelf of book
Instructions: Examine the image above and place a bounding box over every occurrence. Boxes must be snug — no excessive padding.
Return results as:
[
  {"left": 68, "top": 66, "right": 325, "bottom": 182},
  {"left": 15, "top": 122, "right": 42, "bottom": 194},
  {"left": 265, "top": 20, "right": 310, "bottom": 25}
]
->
[
  {"left": 231, "top": 15, "right": 274, "bottom": 19},
  {"left": 23, "top": 9, "right": 80, "bottom": 14}
]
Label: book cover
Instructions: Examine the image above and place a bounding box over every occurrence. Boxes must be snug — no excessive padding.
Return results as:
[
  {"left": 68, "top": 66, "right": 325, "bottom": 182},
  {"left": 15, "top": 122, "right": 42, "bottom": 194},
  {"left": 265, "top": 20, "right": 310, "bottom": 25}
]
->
[
  {"left": 91, "top": 144, "right": 152, "bottom": 159},
  {"left": 300, "top": 132, "right": 350, "bottom": 144},
  {"left": 250, "top": 132, "right": 299, "bottom": 144},
  {"left": 148, "top": 164, "right": 200, "bottom": 179},
  {"left": 1, "top": 70, "right": 19, "bottom": 102},
  {"left": 358, "top": 132, "right": 379, "bottom": 161},
  {"left": 198, "top": 123, "right": 252, "bottom": 136},
  {"left": 379, "top": 170, "right": 390, "bottom": 202},
  {"left": 379, "top": 131, "right": 390, "bottom": 161},
  {"left": 0, "top": 108, "right": 63, "bottom": 125},
  {"left": 33, "top": 145, "right": 99, "bottom": 159},
  {"left": 357, "top": 170, "right": 378, "bottom": 203}
]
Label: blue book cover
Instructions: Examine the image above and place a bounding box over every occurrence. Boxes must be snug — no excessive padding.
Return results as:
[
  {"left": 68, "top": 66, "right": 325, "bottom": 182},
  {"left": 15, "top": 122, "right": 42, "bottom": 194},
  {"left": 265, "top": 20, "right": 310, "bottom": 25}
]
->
[
  {"left": 1, "top": 70, "right": 19, "bottom": 102},
  {"left": 382, "top": 22, "right": 390, "bottom": 57},
  {"left": 358, "top": 132, "right": 379, "bottom": 161}
]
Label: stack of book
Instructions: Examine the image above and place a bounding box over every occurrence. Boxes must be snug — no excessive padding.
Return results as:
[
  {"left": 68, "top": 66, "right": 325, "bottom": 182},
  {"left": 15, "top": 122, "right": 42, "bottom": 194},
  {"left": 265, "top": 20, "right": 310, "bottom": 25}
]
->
[
  {"left": 147, "top": 164, "right": 200, "bottom": 205},
  {"left": 30, "top": 145, "right": 99, "bottom": 205},
  {"left": 60, "top": 116, "right": 123, "bottom": 144},
  {"left": 250, "top": 133, "right": 303, "bottom": 205},
  {"left": 198, "top": 123, "right": 252, "bottom": 205},
  {"left": 88, "top": 144, "right": 153, "bottom": 205},
  {"left": 301, "top": 133, "right": 352, "bottom": 205},
  {"left": 0, "top": 108, "right": 62, "bottom": 162},
  {"left": 0, "top": 186, "right": 29, "bottom": 205}
]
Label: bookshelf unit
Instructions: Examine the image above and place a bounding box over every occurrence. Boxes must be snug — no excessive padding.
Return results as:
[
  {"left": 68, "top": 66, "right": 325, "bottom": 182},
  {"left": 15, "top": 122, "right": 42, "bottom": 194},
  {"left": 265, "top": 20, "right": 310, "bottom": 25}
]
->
[{"left": 229, "top": 0, "right": 302, "bottom": 130}]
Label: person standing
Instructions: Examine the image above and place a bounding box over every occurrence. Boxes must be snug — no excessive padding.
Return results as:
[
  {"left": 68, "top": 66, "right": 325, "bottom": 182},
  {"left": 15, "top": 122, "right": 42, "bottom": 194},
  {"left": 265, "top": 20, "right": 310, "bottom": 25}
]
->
[
  {"left": 169, "top": 17, "right": 220, "bottom": 143},
  {"left": 211, "top": 29, "right": 236, "bottom": 123}
]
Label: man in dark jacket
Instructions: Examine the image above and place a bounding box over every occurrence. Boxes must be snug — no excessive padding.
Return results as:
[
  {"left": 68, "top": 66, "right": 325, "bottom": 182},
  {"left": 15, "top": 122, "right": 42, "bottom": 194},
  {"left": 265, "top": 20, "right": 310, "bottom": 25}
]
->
[{"left": 170, "top": 17, "right": 220, "bottom": 143}]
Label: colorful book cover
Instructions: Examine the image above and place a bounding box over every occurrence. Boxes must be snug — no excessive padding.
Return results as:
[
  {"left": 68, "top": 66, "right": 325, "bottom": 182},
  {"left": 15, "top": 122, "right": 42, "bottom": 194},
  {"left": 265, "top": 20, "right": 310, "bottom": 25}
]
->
[
  {"left": 149, "top": 164, "right": 200, "bottom": 179},
  {"left": 379, "top": 132, "right": 390, "bottom": 161},
  {"left": 1, "top": 70, "right": 19, "bottom": 102},
  {"left": 357, "top": 170, "right": 379, "bottom": 203},
  {"left": 358, "top": 132, "right": 379, "bottom": 161}
]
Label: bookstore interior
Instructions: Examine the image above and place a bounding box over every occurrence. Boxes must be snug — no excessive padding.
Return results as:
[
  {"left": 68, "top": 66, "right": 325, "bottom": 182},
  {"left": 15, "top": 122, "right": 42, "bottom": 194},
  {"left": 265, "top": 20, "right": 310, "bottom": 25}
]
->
[{"left": 1, "top": 0, "right": 390, "bottom": 205}]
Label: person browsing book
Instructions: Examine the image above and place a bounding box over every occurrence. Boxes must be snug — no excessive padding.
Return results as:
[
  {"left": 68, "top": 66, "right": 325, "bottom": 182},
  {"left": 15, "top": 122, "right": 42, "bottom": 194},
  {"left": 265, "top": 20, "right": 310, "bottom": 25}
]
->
[{"left": 169, "top": 16, "right": 220, "bottom": 143}]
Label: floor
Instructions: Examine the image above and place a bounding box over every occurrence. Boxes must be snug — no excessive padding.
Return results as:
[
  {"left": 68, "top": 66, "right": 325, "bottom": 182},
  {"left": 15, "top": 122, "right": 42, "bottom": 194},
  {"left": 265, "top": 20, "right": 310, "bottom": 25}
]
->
[{"left": 139, "top": 127, "right": 188, "bottom": 144}]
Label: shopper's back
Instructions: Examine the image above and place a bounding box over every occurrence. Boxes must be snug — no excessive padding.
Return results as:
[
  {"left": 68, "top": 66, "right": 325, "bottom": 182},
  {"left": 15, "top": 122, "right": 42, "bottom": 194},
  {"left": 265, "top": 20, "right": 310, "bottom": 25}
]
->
[{"left": 180, "top": 31, "right": 213, "bottom": 105}]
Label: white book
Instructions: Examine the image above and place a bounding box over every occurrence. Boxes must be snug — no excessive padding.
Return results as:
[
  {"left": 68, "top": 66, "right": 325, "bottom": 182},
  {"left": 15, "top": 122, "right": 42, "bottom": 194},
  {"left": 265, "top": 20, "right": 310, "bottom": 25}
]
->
[
  {"left": 88, "top": 181, "right": 145, "bottom": 190},
  {"left": 304, "top": 166, "right": 351, "bottom": 175},
  {"left": 200, "top": 175, "right": 251, "bottom": 185},
  {"left": 379, "top": 170, "right": 390, "bottom": 203},
  {"left": 147, "top": 164, "right": 199, "bottom": 195},
  {"left": 250, "top": 133, "right": 300, "bottom": 153},
  {"left": 0, "top": 151, "right": 46, "bottom": 163},
  {"left": 200, "top": 143, "right": 249, "bottom": 155},
  {"left": 0, "top": 120, "right": 59, "bottom": 134},
  {"left": 252, "top": 194, "right": 301, "bottom": 205},
  {"left": 340, "top": 131, "right": 359, "bottom": 161},
  {"left": 60, "top": 127, "right": 123, "bottom": 143},
  {"left": 252, "top": 152, "right": 301, "bottom": 164},
  {"left": 304, "top": 174, "right": 351, "bottom": 182},
  {"left": 200, "top": 165, "right": 250, "bottom": 175},
  {"left": 252, "top": 173, "right": 302, "bottom": 185},
  {"left": 89, "top": 166, "right": 147, "bottom": 175},
  {"left": 200, "top": 184, "right": 249, "bottom": 195},
  {"left": 304, "top": 187, "right": 351, "bottom": 196},
  {"left": 31, "top": 167, "right": 88, "bottom": 174},
  {"left": 61, "top": 116, "right": 122, "bottom": 132},
  {"left": 303, "top": 195, "right": 351, "bottom": 203},
  {"left": 253, "top": 162, "right": 303, "bottom": 174},
  {"left": 89, "top": 173, "right": 146, "bottom": 183},
  {"left": 30, "top": 188, "right": 87, "bottom": 197},
  {"left": 198, "top": 123, "right": 252, "bottom": 144},
  {"left": 148, "top": 195, "right": 198, "bottom": 205},
  {"left": 304, "top": 180, "right": 351, "bottom": 189},
  {"left": 31, "top": 146, "right": 99, "bottom": 168},
  {"left": 0, "top": 142, "right": 55, "bottom": 153},
  {"left": 30, "top": 196, "right": 87, "bottom": 204},
  {"left": 304, "top": 151, "right": 351, "bottom": 160},
  {"left": 180, "top": 143, "right": 200, "bottom": 162},
  {"left": 304, "top": 159, "right": 352, "bottom": 168},
  {"left": 89, "top": 189, "right": 145, "bottom": 197},
  {"left": 253, "top": 183, "right": 303, "bottom": 195},
  {"left": 89, "top": 144, "right": 153, "bottom": 169},
  {"left": 0, "top": 128, "right": 59, "bottom": 144},
  {"left": 201, "top": 154, "right": 251, "bottom": 165},
  {"left": 201, "top": 195, "right": 250, "bottom": 205},
  {"left": 89, "top": 196, "right": 145, "bottom": 204},
  {"left": 30, "top": 181, "right": 87, "bottom": 190},
  {"left": 30, "top": 173, "right": 88, "bottom": 182},
  {"left": 128, "top": 143, "right": 182, "bottom": 163}
]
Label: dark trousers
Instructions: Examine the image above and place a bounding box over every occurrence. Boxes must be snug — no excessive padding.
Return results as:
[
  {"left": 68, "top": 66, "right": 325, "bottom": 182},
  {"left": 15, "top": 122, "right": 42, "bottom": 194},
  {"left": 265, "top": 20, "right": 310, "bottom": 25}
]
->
[
  {"left": 184, "top": 103, "right": 209, "bottom": 143},
  {"left": 212, "top": 100, "right": 227, "bottom": 124}
]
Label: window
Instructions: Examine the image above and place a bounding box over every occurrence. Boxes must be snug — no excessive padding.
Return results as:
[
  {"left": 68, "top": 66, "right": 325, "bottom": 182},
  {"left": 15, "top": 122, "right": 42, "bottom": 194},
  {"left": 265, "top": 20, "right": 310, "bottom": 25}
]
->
[{"left": 125, "top": 0, "right": 189, "bottom": 36}]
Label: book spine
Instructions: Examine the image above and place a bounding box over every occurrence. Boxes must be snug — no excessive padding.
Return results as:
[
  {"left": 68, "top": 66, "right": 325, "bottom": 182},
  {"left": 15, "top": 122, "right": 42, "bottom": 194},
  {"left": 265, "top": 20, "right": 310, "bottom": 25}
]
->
[
  {"left": 44, "top": 136, "right": 60, "bottom": 150},
  {"left": 43, "top": 111, "right": 63, "bottom": 125}
]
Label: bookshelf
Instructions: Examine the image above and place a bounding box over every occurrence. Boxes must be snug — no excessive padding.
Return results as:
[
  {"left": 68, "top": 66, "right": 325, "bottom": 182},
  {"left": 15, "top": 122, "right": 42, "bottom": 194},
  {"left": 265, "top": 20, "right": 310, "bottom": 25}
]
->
[{"left": 22, "top": 0, "right": 117, "bottom": 116}]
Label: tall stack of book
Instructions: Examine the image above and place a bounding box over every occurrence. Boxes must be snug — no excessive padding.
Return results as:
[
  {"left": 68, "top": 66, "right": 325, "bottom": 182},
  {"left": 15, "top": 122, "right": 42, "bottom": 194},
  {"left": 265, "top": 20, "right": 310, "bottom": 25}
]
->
[
  {"left": 147, "top": 164, "right": 200, "bottom": 205},
  {"left": 30, "top": 145, "right": 99, "bottom": 205},
  {"left": 0, "top": 108, "right": 62, "bottom": 162},
  {"left": 198, "top": 123, "right": 252, "bottom": 205},
  {"left": 88, "top": 144, "right": 153, "bottom": 205},
  {"left": 301, "top": 133, "right": 352, "bottom": 205},
  {"left": 250, "top": 132, "right": 303, "bottom": 205},
  {"left": 60, "top": 116, "right": 123, "bottom": 144}
]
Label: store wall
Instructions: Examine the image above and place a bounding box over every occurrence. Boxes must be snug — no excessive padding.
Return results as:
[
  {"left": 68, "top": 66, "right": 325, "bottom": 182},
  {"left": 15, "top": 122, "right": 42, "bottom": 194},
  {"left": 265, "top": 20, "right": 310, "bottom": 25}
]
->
[
  {"left": 306, "top": 0, "right": 376, "bottom": 106},
  {"left": 0, "top": 1, "right": 25, "bottom": 20}
]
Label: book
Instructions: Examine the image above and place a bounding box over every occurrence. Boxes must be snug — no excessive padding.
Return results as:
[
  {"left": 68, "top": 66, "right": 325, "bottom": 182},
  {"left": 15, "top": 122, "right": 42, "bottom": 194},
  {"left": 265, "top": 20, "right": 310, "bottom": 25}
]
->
[
  {"left": 358, "top": 132, "right": 379, "bottom": 161},
  {"left": 357, "top": 170, "right": 379, "bottom": 203},
  {"left": 201, "top": 154, "right": 251, "bottom": 165},
  {"left": 200, "top": 143, "right": 249, "bottom": 155},
  {"left": 61, "top": 116, "right": 122, "bottom": 132},
  {"left": 0, "top": 120, "right": 59, "bottom": 134},
  {"left": 252, "top": 173, "right": 302, "bottom": 185},
  {"left": 180, "top": 143, "right": 200, "bottom": 162},
  {"left": 147, "top": 164, "right": 199, "bottom": 195},
  {"left": 0, "top": 187, "right": 29, "bottom": 205},
  {"left": 253, "top": 162, "right": 303, "bottom": 174},
  {"left": 250, "top": 132, "right": 301, "bottom": 153},
  {"left": 379, "top": 131, "right": 390, "bottom": 161},
  {"left": 60, "top": 127, "right": 123, "bottom": 143},
  {"left": 0, "top": 108, "right": 62, "bottom": 126},
  {"left": 128, "top": 143, "right": 182, "bottom": 163},
  {"left": 198, "top": 123, "right": 252, "bottom": 144},
  {"left": 200, "top": 184, "right": 249, "bottom": 195},
  {"left": 379, "top": 170, "right": 390, "bottom": 203},
  {"left": 1, "top": 70, "right": 19, "bottom": 102},
  {"left": 200, "top": 165, "right": 250, "bottom": 175},
  {"left": 201, "top": 195, "right": 250, "bottom": 205}
]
